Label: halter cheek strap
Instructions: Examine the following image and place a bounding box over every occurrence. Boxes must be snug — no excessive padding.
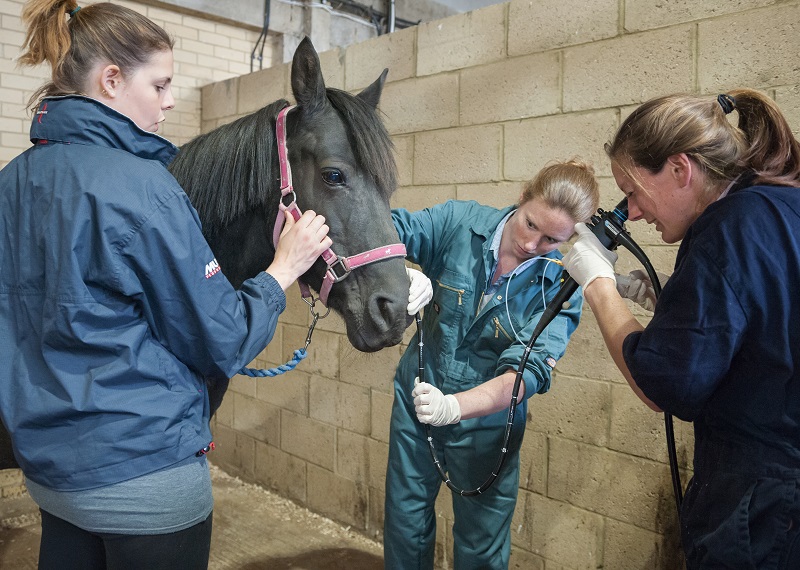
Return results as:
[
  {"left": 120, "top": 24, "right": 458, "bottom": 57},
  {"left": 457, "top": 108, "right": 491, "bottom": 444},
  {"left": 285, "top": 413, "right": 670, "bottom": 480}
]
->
[{"left": 272, "top": 105, "right": 406, "bottom": 306}]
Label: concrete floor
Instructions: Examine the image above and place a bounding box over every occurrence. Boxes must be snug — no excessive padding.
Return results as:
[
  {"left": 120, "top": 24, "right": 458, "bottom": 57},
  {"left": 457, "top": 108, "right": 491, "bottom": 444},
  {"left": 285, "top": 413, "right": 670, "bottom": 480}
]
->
[{"left": 0, "top": 464, "right": 383, "bottom": 569}]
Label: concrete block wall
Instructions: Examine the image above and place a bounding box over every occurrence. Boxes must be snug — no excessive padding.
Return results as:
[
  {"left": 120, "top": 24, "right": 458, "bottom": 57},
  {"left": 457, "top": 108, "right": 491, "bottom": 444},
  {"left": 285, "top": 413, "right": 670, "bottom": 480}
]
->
[
  {"left": 0, "top": 0, "right": 265, "bottom": 168},
  {"left": 204, "top": 1, "right": 800, "bottom": 568}
]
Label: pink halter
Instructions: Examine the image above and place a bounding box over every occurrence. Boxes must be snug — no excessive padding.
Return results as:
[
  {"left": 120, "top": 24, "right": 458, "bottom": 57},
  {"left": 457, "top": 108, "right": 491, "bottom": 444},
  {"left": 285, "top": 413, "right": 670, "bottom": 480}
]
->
[{"left": 272, "top": 105, "right": 406, "bottom": 306}]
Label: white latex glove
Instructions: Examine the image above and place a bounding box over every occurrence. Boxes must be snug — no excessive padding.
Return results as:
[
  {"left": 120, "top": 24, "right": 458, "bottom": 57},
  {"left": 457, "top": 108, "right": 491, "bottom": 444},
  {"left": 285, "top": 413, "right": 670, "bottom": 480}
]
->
[
  {"left": 562, "top": 223, "right": 618, "bottom": 288},
  {"left": 615, "top": 269, "right": 669, "bottom": 312},
  {"left": 412, "top": 380, "right": 461, "bottom": 426},
  {"left": 406, "top": 267, "right": 433, "bottom": 315}
]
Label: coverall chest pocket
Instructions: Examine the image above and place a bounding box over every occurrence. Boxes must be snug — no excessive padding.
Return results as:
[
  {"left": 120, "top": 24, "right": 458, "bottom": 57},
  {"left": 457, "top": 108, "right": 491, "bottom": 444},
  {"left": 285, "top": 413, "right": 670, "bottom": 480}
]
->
[{"left": 428, "top": 269, "right": 472, "bottom": 352}]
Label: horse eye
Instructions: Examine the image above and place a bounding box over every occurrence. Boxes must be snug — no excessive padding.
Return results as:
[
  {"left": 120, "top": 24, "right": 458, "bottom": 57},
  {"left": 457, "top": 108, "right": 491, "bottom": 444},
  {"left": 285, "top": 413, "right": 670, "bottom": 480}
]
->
[{"left": 321, "top": 169, "right": 346, "bottom": 186}]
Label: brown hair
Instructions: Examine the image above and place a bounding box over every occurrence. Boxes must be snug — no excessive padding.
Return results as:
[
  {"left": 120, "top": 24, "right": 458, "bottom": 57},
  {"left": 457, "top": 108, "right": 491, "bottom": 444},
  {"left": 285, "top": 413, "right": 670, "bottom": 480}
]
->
[
  {"left": 520, "top": 158, "right": 600, "bottom": 223},
  {"left": 606, "top": 89, "right": 800, "bottom": 190},
  {"left": 20, "top": 0, "right": 173, "bottom": 109}
]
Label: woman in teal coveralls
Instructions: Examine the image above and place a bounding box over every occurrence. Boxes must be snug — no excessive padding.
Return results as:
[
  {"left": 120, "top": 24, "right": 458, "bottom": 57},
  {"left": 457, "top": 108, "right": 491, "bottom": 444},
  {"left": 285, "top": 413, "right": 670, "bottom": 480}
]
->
[{"left": 385, "top": 160, "right": 601, "bottom": 569}]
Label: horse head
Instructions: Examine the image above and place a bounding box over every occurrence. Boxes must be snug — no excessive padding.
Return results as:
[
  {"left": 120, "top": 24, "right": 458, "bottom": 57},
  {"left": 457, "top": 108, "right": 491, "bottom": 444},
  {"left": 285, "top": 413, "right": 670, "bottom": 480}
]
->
[{"left": 170, "top": 38, "right": 409, "bottom": 353}]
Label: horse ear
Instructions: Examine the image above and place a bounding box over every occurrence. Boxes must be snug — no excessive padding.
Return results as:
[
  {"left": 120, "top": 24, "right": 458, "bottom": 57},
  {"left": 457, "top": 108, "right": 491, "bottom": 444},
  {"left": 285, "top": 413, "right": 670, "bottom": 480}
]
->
[
  {"left": 291, "top": 37, "right": 328, "bottom": 113},
  {"left": 357, "top": 68, "right": 388, "bottom": 109}
]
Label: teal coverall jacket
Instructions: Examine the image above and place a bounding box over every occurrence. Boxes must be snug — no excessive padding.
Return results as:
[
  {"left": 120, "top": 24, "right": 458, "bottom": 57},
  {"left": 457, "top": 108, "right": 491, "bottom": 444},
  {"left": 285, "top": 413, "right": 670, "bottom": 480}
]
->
[{"left": 385, "top": 201, "right": 583, "bottom": 569}]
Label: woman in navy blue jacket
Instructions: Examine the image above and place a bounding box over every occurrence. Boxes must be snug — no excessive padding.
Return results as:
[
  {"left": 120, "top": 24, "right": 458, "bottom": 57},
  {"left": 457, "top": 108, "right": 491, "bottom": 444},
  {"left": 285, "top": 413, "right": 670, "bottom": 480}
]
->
[
  {"left": 564, "top": 89, "right": 800, "bottom": 568},
  {"left": 0, "top": 2, "right": 332, "bottom": 568}
]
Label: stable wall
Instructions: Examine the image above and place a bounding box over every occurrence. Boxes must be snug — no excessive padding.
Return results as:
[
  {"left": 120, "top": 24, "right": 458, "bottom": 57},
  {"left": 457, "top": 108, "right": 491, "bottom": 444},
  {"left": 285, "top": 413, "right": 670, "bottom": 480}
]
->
[{"left": 203, "top": 1, "right": 800, "bottom": 569}]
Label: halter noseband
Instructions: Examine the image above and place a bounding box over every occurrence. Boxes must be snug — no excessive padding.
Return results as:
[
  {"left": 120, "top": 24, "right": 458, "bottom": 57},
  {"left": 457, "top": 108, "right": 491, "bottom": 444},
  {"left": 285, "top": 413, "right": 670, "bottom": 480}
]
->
[{"left": 272, "top": 105, "right": 406, "bottom": 306}]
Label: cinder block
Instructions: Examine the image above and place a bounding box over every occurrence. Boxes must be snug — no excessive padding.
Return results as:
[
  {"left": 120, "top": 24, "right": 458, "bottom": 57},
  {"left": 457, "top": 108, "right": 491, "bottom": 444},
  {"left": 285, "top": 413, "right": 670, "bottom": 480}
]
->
[
  {"left": 317, "top": 47, "right": 345, "bottom": 91},
  {"left": 283, "top": 282, "right": 313, "bottom": 327},
  {"left": 511, "top": 489, "right": 535, "bottom": 551},
  {"left": 314, "top": 310, "right": 346, "bottom": 334},
  {"left": 609, "top": 385, "right": 695, "bottom": 468},
  {"left": 310, "top": 376, "right": 371, "bottom": 435},
  {"left": 775, "top": 86, "right": 800, "bottom": 140},
  {"left": 231, "top": 392, "right": 281, "bottom": 446},
  {"left": 367, "top": 486, "right": 385, "bottom": 539},
  {"left": 306, "top": 463, "right": 367, "bottom": 529},
  {"left": 210, "top": 425, "right": 256, "bottom": 478},
  {"left": 340, "top": 344, "right": 402, "bottom": 393},
  {"left": 255, "top": 367, "right": 309, "bottom": 416},
  {"left": 370, "top": 389, "right": 394, "bottom": 443},
  {"left": 417, "top": 4, "right": 507, "bottom": 76},
  {"left": 509, "top": 547, "right": 545, "bottom": 570},
  {"left": 529, "top": 374, "right": 611, "bottom": 447},
  {"left": 508, "top": 0, "right": 618, "bottom": 56},
  {"left": 253, "top": 441, "right": 307, "bottom": 503},
  {"left": 281, "top": 409, "right": 335, "bottom": 470},
  {"left": 527, "top": 492, "right": 605, "bottom": 568},
  {"left": 504, "top": 110, "right": 619, "bottom": 180},
  {"left": 459, "top": 52, "right": 560, "bottom": 126},
  {"left": 336, "top": 429, "right": 388, "bottom": 489},
  {"left": 380, "top": 74, "right": 459, "bottom": 135},
  {"left": 518, "top": 430, "right": 547, "bottom": 495},
  {"left": 238, "top": 64, "right": 288, "bottom": 115},
  {"left": 456, "top": 182, "right": 519, "bottom": 208},
  {"left": 287, "top": 327, "right": 340, "bottom": 379},
  {"left": 414, "top": 124, "right": 503, "bottom": 185},
  {"left": 391, "top": 185, "right": 457, "bottom": 211},
  {"left": 201, "top": 77, "right": 238, "bottom": 121},
  {"left": 626, "top": 0, "right": 774, "bottom": 33},
  {"left": 345, "top": 26, "right": 416, "bottom": 91},
  {"left": 564, "top": 26, "right": 694, "bottom": 112},
  {"left": 548, "top": 437, "right": 676, "bottom": 532},
  {"left": 604, "top": 517, "right": 685, "bottom": 570},
  {"left": 556, "top": 310, "right": 626, "bottom": 383},
  {"left": 699, "top": 4, "right": 800, "bottom": 92},
  {"left": 229, "top": 373, "right": 257, "bottom": 399},
  {"left": 392, "top": 134, "right": 414, "bottom": 188}
]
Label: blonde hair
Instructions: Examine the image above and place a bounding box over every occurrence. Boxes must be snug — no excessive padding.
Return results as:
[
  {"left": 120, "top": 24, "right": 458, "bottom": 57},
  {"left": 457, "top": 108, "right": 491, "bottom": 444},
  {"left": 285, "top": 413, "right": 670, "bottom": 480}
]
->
[
  {"left": 606, "top": 89, "right": 800, "bottom": 190},
  {"left": 20, "top": 0, "right": 173, "bottom": 109},
  {"left": 520, "top": 159, "right": 600, "bottom": 223}
]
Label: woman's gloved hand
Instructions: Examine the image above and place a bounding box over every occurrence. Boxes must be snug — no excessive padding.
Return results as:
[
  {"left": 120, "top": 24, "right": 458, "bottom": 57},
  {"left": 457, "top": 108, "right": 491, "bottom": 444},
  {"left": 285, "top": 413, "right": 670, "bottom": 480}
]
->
[
  {"left": 406, "top": 267, "right": 433, "bottom": 315},
  {"left": 615, "top": 269, "right": 669, "bottom": 312},
  {"left": 562, "top": 223, "right": 618, "bottom": 288},
  {"left": 412, "top": 379, "right": 461, "bottom": 426}
]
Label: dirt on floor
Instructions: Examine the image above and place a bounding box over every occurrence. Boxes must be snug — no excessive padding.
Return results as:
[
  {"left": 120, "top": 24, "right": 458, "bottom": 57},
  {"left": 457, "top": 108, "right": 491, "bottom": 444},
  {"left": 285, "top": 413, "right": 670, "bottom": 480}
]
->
[{"left": 0, "top": 464, "right": 384, "bottom": 569}]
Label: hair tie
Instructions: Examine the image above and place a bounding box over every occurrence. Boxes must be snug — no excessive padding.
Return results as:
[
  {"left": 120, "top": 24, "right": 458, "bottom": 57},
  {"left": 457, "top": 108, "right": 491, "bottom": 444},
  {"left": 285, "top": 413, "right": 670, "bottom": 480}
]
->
[
  {"left": 717, "top": 93, "right": 735, "bottom": 115},
  {"left": 69, "top": 6, "right": 81, "bottom": 18}
]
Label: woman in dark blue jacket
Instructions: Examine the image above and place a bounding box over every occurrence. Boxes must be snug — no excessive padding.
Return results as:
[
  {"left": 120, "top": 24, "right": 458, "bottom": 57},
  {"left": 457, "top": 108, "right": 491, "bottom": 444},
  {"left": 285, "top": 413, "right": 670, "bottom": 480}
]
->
[
  {"left": 0, "top": 2, "right": 332, "bottom": 568},
  {"left": 564, "top": 89, "right": 800, "bottom": 568}
]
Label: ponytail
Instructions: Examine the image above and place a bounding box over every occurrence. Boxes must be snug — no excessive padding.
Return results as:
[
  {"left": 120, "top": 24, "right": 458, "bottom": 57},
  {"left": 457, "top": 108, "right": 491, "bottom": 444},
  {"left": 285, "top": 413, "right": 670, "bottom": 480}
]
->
[
  {"left": 728, "top": 89, "right": 800, "bottom": 187},
  {"left": 19, "top": 1, "right": 173, "bottom": 110}
]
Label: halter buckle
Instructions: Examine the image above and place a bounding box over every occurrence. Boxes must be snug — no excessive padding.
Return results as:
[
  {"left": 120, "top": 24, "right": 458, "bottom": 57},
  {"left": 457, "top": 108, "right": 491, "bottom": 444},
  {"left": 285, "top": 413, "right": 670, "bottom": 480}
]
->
[{"left": 327, "top": 256, "right": 351, "bottom": 283}]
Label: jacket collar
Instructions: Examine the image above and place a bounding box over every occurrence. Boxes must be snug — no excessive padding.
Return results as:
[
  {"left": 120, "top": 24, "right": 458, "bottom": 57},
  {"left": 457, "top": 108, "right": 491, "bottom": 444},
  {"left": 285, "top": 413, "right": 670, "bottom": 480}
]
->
[{"left": 30, "top": 95, "right": 178, "bottom": 166}]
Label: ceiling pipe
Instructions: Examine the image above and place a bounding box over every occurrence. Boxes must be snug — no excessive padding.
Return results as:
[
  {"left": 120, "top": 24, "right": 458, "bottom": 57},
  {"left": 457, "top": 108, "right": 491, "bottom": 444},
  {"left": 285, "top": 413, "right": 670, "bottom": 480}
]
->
[{"left": 387, "top": 0, "right": 395, "bottom": 33}]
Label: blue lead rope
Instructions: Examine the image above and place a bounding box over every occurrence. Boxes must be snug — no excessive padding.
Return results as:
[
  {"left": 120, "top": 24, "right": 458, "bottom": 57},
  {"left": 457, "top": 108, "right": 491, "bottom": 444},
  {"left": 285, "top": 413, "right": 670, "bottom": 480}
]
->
[{"left": 237, "top": 348, "right": 308, "bottom": 377}]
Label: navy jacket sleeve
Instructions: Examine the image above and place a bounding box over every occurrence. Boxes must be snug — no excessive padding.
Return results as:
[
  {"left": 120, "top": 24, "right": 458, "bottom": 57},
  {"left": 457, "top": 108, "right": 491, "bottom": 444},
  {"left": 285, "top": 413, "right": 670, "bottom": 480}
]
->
[{"left": 116, "top": 177, "right": 285, "bottom": 380}]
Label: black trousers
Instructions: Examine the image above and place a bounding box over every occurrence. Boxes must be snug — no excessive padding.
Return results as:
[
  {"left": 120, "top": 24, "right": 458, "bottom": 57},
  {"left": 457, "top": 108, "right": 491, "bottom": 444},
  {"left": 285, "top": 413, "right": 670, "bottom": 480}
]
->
[{"left": 38, "top": 509, "right": 213, "bottom": 570}]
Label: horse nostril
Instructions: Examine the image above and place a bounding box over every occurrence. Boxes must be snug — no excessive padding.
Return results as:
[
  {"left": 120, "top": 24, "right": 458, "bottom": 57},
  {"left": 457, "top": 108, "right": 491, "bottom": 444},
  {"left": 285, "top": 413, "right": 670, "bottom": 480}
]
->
[{"left": 368, "top": 293, "right": 402, "bottom": 332}]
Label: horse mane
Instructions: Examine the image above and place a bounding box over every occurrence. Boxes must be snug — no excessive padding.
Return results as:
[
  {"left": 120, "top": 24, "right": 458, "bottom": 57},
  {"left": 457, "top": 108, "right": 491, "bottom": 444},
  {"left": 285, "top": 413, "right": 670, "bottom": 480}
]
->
[
  {"left": 169, "top": 89, "right": 397, "bottom": 235},
  {"left": 325, "top": 87, "right": 397, "bottom": 200},
  {"left": 169, "top": 99, "right": 287, "bottom": 234}
]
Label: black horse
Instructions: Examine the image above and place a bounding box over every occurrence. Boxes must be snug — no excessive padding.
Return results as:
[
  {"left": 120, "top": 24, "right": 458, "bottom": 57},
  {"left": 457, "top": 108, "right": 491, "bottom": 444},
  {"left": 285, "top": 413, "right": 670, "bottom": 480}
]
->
[{"left": 0, "top": 38, "right": 408, "bottom": 470}]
